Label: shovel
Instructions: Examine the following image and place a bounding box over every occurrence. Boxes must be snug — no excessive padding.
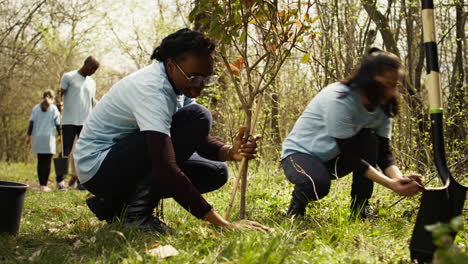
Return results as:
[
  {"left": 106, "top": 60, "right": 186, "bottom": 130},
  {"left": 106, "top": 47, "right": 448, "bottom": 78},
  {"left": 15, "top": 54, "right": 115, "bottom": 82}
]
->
[{"left": 409, "top": 1, "right": 467, "bottom": 262}]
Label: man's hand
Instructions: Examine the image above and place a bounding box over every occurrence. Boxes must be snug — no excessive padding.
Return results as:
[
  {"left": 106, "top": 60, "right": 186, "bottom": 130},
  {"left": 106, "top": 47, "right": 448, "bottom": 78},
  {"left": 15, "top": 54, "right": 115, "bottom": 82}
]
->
[
  {"left": 231, "top": 126, "right": 261, "bottom": 161},
  {"left": 390, "top": 177, "right": 423, "bottom": 196}
]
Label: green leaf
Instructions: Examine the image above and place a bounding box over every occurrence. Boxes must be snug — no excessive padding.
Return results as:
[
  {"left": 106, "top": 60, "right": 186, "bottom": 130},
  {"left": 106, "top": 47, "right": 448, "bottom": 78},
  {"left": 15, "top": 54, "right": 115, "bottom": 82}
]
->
[{"left": 301, "top": 52, "right": 311, "bottom": 64}]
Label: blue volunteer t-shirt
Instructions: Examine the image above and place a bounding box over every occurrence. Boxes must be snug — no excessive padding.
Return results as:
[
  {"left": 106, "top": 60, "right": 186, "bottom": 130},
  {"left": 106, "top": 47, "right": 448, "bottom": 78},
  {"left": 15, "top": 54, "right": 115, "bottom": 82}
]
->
[
  {"left": 281, "top": 82, "right": 392, "bottom": 162},
  {"left": 60, "top": 70, "right": 97, "bottom": 125},
  {"left": 74, "top": 61, "right": 193, "bottom": 183},
  {"left": 29, "top": 104, "right": 60, "bottom": 154}
]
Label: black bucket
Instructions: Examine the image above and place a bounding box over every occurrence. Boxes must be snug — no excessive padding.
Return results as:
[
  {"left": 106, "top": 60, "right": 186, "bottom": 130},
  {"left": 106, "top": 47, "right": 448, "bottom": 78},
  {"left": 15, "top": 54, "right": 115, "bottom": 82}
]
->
[
  {"left": 53, "top": 153, "right": 68, "bottom": 176},
  {"left": 0, "top": 181, "right": 28, "bottom": 235}
]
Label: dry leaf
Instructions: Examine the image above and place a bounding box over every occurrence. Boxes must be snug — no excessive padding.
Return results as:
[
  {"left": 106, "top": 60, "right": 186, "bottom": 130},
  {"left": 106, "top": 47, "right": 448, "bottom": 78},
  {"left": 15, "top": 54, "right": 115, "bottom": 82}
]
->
[
  {"left": 28, "top": 249, "right": 41, "bottom": 261},
  {"left": 268, "top": 44, "right": 277, "bottom": 52},
  {"left": 45, "top": 228, "right": 59, "bottom": 233},
  {"left": 78, "top": 221, "right": 90, "bottom": 229},
  {"left": 64, "top": 234, "right": 78, "bottom": 240},
  {"left": 228, "top": 64, "right": 241, "bottom": 77},
  {"left": 146, "top": 245, "right": 179, "bottom": 258},
  {"left": 73, "top": 240, "right": 83, "bottom": 249},
  {"left": 233, "top": 57, "right": 244, "bottom": 71},
  {"left": 49, "top": 208, "right": 62, "bottom": 214},
  {"left": 148, "top": 242, "right": 160, "bottom": 249}
]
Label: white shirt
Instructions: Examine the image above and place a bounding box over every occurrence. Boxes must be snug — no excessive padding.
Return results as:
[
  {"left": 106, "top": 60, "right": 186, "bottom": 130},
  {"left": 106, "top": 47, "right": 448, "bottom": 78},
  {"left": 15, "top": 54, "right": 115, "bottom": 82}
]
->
[
  {"left": 29, "top": 104, "right": 60, "bottom": 154},
  {"left": 60, "top": 70, "right": 96, "bottom": 125},
  {"left": 74, "top": 61, "right": 192, "bottom": 183},
  {"left": 281, "top": 82, "right": 392, "bottom": 161}
]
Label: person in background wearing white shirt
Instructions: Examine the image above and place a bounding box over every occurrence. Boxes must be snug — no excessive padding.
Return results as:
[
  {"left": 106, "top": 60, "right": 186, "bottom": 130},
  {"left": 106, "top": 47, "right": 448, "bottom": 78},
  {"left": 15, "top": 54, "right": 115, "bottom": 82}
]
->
[
  {"left": 27, "top": 90, "right": 61, "bottom": 192},
  {"left": 56, "top": 56, "right": 99, "bottom": 190}
]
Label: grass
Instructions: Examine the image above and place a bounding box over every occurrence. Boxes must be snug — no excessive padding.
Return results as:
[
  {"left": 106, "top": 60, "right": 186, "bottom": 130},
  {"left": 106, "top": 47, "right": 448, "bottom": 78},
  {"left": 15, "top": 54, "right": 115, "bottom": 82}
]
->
[{"left": 0, "top": 161, "right": 466, "bottom": 264}]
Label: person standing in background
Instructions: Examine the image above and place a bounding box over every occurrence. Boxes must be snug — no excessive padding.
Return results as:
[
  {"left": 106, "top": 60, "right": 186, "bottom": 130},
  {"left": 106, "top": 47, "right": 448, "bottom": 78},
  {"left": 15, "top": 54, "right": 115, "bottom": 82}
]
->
[
  {"left": 56, "top": 56, "right": 100, "bottom": 190},
  {"left": 27, "top": 90, "right": 61, "bottom": 191}
]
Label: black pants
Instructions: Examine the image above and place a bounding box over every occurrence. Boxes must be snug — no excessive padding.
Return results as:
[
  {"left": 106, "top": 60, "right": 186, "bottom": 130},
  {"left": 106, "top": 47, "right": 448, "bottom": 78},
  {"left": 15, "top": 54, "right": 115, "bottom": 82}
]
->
[
  {"left": 62, "top": 125, "right": 83, "bottom": 156},
  {"left": 37, "top": 154, "right": 53, "bottom": 186},
  {"left": 83, "top": 104, "right": 228, "bottom": 210},
  {"left": 282, "top": 128, "right": 378, "bottom": 204},
  {"left": 57, "top": 125, "right": 82, "bottom": 182}
]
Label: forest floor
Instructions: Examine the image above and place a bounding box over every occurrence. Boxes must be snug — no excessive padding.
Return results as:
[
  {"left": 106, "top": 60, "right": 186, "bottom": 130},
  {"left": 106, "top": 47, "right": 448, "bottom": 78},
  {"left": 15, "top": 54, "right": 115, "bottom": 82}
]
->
[{"left": 0, "top": 162, "right": 466, "bottom": 264}]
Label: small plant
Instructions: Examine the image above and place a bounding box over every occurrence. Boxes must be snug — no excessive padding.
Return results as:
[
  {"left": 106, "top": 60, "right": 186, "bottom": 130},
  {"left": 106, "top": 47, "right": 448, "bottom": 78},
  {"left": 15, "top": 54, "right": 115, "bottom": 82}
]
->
[{"left": 425, "top": 215, "right": 468, "bottom": 264}]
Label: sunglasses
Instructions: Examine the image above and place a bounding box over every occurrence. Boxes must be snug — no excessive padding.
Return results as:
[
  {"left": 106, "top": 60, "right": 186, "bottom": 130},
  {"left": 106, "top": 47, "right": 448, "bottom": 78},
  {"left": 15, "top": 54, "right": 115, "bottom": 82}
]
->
[{"left": 174, "top": 63, "right": 219, "bottom": 87}]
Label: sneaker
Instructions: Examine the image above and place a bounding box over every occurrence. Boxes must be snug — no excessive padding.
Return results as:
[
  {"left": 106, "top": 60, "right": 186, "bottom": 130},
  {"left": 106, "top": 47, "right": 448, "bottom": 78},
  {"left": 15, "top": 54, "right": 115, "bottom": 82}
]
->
[
  {"left": 76, "top": 182, "right": 86, "bottom": 191},
  {"left": 68, "top": 176, "right": 77, "bottom": 187},
  {"left": 350, "top": 198, "right": 375, "bottom": 220},
  {"left": 86, "top": 196, "right": 116, "bottom": 222},
  {"left": 56, "top": 181, "right": 67, "bottom": 190},
  {"left": 39, "top": 185, "right": 52, "bottom": 192},
  {"left": 125, "top": 216, "right": 173, "bottom": 234},
  {"left": 286, "top": 193, "right": 307, "bottom": 218}
]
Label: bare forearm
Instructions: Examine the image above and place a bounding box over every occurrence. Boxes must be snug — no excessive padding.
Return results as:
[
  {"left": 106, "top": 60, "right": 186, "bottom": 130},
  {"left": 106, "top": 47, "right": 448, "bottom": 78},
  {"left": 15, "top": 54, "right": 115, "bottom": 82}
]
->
[
  {"left": 384, "top": 165, "right": 404, "bottom": 179},
  {"left": 365, "top": 166, "right": 395, "bottom": 189}
]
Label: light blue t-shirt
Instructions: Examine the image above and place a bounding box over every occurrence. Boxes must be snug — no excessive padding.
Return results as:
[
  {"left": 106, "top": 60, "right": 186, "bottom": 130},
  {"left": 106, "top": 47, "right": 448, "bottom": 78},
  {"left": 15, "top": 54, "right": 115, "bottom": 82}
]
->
[
  {"left": 74, "top": 61, "right": 193, "bottom": 183},
  {"left": 281, "top": 82, "right": 392, "bottom": 162},
  {"left": 29, "top": 104, "right": 60, "bottom": 154},
  {"left": 60, "top": 70, "right": 97, "bottom": 125}
]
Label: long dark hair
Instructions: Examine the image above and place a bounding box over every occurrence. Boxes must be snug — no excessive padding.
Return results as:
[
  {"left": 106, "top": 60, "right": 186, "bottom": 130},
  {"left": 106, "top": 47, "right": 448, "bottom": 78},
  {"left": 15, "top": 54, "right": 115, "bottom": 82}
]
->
[
  {"left": 150, "top": 28, "right": 215, "bottom": 62},
  {"left": 341, "top": 48, "right": 403, "bottom": 117}
]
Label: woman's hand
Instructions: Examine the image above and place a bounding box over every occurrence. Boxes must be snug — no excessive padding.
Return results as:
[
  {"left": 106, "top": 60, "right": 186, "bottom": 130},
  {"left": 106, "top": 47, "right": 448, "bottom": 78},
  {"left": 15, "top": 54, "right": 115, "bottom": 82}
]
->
[
  {"left": 203, "top": 210, "right": 271, "bottom": 232},
  {"left": 231, "top": 126, "right": 261, "bottom": 161},
  {"left": 228, "top": 220, "right": 271, "bottom": 232},
  {"left": 403, "top": 173, "right": 424, "bottom": 185},
  {"left": 390, "top": 177, "right": 423, "bottom": 196}
]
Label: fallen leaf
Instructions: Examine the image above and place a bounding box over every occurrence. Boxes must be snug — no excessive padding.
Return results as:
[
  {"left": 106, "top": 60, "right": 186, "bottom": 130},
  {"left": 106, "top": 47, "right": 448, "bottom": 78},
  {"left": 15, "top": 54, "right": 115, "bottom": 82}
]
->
[
  {"left": 78, "top": 221, "right": 90, "bottom": 229},
  {"left": 146, "top": 245, "right": 179, "bottom": 258},
  {"left": 49, "top": 208, "right": 62, "bottom": 214},
  {"left": 64, "top": 234, "right": 78, "bottom": 240},
  {"left": 28, "top": 249, "right": 41, "bottom": 261},
  {"left": 45, "top": 228, "right": 59, "bottom": 233},
  {"left": 73, "top": 240, "right": 83, "bottom": 249},
  {"left": 148, "top": 242, "right": 160, "bottom": 249}
]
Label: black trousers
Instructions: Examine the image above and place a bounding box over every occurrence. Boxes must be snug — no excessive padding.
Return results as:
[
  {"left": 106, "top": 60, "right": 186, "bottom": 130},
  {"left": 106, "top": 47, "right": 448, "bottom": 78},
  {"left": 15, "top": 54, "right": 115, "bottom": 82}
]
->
[
  {"left": 57, "top": 125, "right": 83, "bottom": 182},
  {"left": 83, "top": 104, "right": 228, "bottom": 210},
  {"left": 62, "top": 125, "right": 83, "bottom": 156},
  {"left": 37, "top": 154, "right": 53, "bottom": 186},
  {"left": 282, "top": 128, "right": 378, "bottom": 204}
]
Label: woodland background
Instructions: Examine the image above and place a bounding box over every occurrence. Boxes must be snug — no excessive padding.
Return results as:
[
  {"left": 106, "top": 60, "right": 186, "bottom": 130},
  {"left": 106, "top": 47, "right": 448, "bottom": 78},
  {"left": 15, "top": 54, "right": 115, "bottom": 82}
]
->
[{"left": 0, "top": 0, "right": 466, "bottom": 181}]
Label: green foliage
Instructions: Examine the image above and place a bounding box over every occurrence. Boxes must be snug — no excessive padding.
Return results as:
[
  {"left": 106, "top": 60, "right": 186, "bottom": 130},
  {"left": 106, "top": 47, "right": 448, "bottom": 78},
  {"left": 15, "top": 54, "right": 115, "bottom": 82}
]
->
[{"left": 425, "top": 216, "right": 468, "bottom": 264}]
